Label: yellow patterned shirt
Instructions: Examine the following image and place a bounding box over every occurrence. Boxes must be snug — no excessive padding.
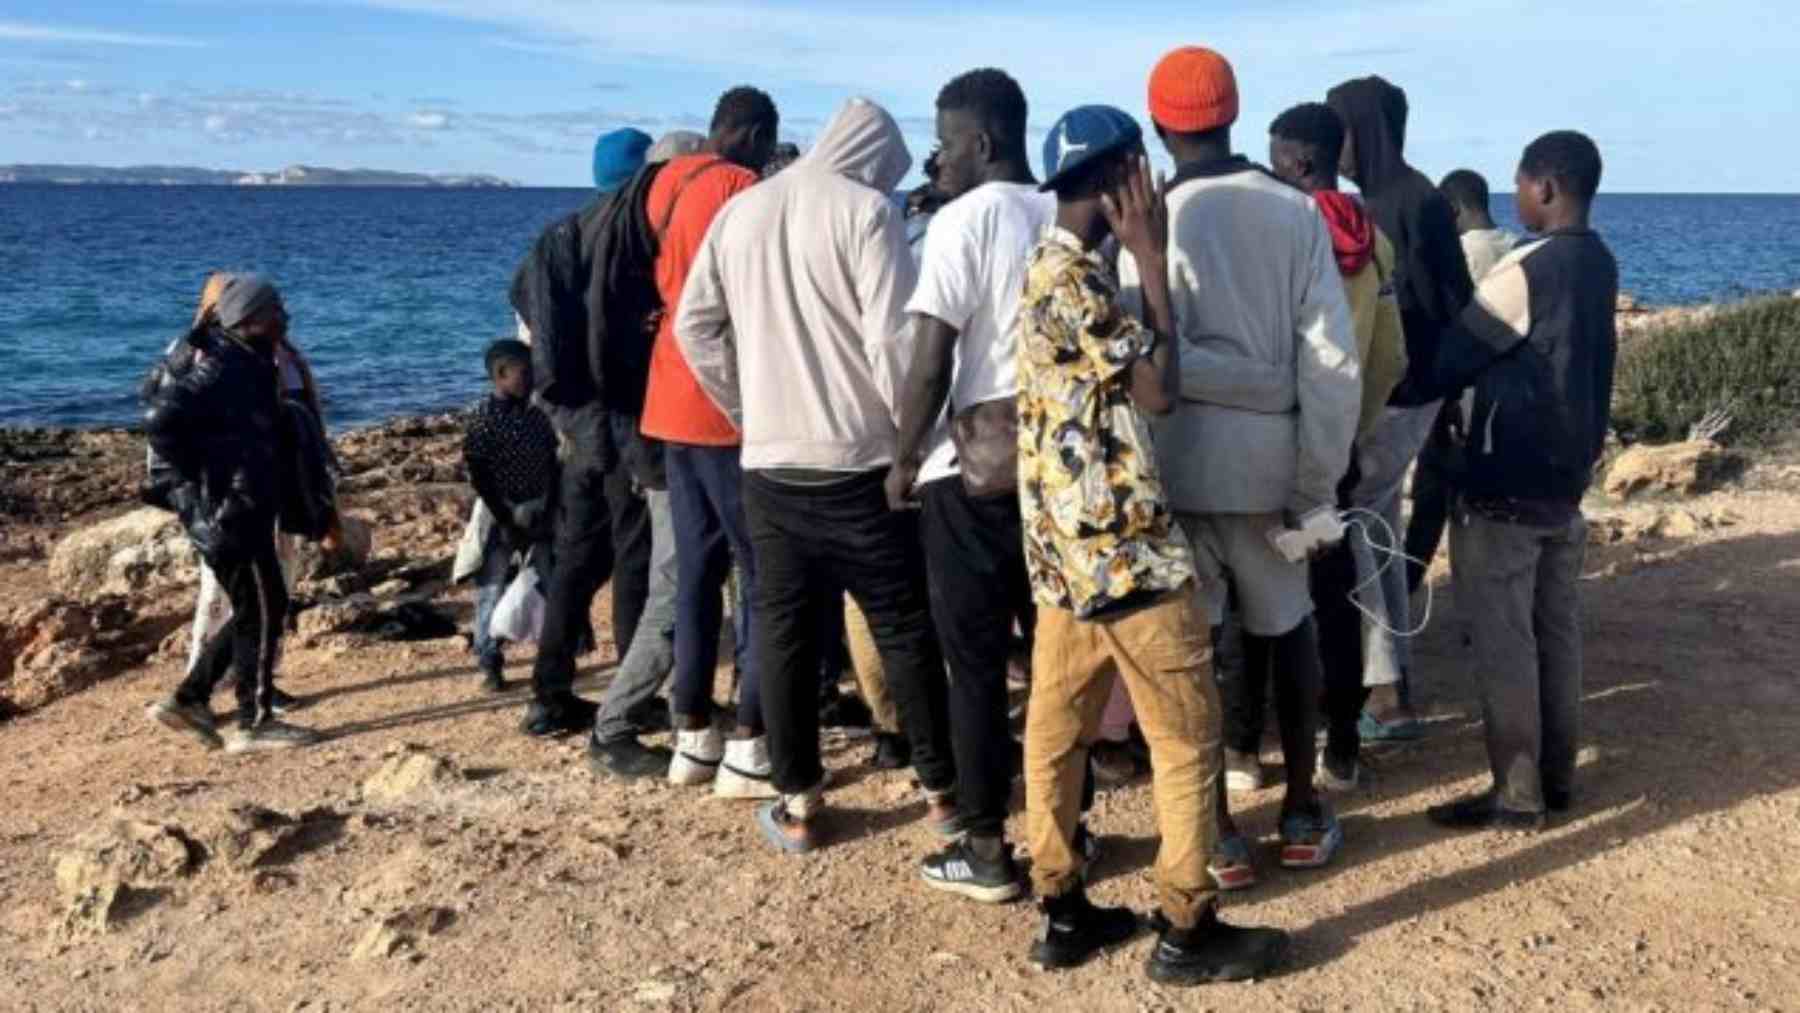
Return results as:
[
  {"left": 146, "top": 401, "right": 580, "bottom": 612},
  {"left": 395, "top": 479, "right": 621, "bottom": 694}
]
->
[{"left": 1015, "top": 226, "right": 1194, "bottom": 619}]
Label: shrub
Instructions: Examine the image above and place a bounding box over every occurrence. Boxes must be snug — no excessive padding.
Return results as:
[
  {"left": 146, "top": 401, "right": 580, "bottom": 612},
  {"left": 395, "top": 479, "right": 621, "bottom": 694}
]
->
[{"left": 1610, "top": 297, "right": 1800, "bottom": 446}]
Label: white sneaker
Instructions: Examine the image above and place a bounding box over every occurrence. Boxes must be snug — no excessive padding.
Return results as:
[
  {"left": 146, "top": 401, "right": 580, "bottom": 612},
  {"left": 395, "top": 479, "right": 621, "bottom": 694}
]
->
[
  {"left": 669, "top": 727, "right": 723, "bottom": 787},
  {"left": 714, "top": 736, "right": 779, "bottom": 799},
  {"left": 224, "top": 720, "right": 322, "bottom": 754},
  {"left": 1223, "top": 747, "right": 1264, "bottom": 793},
  {"left": 1314, "top": 747, "right": 1361, "bottom": 791}
]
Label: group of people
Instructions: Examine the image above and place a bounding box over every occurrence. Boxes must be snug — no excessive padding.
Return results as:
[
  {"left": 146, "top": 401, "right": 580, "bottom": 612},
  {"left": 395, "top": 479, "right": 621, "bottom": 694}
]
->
[{"left": 139, "top": 44, "right": 1619, "bottom": 987}]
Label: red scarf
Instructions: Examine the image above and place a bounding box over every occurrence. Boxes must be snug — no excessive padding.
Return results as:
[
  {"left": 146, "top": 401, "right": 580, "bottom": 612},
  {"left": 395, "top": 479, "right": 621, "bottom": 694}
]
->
[{"left": 1313, "top": 190, "right": 1374, "bottom": 276}]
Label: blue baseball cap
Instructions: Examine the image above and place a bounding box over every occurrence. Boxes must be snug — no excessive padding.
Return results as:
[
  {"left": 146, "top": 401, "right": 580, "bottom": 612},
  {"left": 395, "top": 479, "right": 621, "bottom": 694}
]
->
[{"left": 1040, "top": 105, "right": 1143, "bottom": 193}]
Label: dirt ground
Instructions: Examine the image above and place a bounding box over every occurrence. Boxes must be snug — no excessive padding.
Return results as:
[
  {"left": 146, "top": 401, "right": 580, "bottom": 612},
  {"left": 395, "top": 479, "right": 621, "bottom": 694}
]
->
[{"left": 3, "top": 430, "right": 1800, "bottom": 1011}]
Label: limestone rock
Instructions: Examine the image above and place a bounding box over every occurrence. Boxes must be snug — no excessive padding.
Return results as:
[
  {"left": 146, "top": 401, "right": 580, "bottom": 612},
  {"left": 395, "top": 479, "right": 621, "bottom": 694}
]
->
[
  {"left": 1, "top": 599, "right": 122, "bottom": 712},
  {"left": 196, "top": 804, "right": 302, "bottom": 871},
  {"left": 361, "top": 746, "right": 463, "bottom": 804},
  {"left": 1604, "top": 440, "right": 1737, "bottom": 499},
  {"left": 294, "top": 515, "right": 374, "bottom": 582},
  {"left": 351, "top": 905, "right": 455, "bottom": 960},
  {"left": 53, "top": 819, "right": 200, "bottom": 934},
  {"left": 48, "top": 507, "right": 196, "bottom": 600}
]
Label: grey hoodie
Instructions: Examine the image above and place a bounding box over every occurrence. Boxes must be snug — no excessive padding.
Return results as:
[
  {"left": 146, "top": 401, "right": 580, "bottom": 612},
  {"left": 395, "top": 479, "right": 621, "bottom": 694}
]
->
[{"left": 674, "top": 97, "right": 916, "bottom": 472}]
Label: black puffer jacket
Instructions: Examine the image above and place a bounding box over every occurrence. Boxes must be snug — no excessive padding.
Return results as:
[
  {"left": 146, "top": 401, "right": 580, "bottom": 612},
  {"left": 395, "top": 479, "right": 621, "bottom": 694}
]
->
[{"left": 142, "top": 326, "right": 282, "bottom": 567}]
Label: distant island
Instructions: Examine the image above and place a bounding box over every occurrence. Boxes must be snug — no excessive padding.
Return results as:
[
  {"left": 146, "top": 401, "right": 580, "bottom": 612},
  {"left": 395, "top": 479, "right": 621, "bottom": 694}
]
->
[{"left": 0, "top": 163, "right": 515, "bottom": 188}]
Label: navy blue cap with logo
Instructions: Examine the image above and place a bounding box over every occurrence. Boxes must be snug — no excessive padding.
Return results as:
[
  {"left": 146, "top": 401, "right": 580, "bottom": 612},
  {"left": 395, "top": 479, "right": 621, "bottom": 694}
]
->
[{"left": 1039, "top": 105, "right": 1144, "bottom": 193}]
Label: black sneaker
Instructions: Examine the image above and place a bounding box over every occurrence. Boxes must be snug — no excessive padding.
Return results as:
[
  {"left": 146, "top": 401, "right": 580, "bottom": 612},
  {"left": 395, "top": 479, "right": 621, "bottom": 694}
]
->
[
  {"left": 479, "top": 657, "right": 506, "bottom": 693},
  {"left": 920, "top": 836, "right": 1022, "bottom": 904},
  {"left": 146, "top": 697, "right": 222, "bottom": 750},
  {"left": 519, "top": 697, "right": 598, "bottom": 738},
  {"left": 1028, "top": 889, "right": 1140, "bottom": 970},
  {"left": 268, "top": 688, "right": 305, "bottom": 716},
  {"left": 1145, "top": 909, "right": 1289, "bottom": 985},
  {"left": 586, "top": 735, "right": 672, "bottom": 779},
  {"left": 1427, "top": 792, "right": 1546, "bottom": 831},
  {"left": 870, "top": 732, "right": 910, "bottom": 770},
  {"left": 625, "top": 699, "right": 672, "bottom": 735}
]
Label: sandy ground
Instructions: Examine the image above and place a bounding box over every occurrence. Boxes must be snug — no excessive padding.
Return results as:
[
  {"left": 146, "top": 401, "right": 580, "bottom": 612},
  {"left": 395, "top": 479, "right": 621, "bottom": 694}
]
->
[{"left": 3, "top": 447, "right": 1800, "bottom": 1011}]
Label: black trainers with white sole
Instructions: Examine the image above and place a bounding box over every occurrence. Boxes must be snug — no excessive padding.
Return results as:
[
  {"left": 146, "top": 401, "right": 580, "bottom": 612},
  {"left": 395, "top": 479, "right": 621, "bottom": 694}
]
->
[
  {"left": 1028, "top": 888, "right": 1140, "bottom": 970},
  {"left": 920, "top": 836, "right": 1023, "bottom": 904},
  {"left": 147, "top": 697, "right": 223, "bottom": 750}
]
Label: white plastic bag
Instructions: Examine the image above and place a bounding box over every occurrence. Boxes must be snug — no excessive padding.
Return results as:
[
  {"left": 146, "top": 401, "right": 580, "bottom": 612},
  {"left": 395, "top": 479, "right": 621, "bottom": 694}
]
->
[{"left": 490, "top": 562, "right": 546, "bottom": 644}]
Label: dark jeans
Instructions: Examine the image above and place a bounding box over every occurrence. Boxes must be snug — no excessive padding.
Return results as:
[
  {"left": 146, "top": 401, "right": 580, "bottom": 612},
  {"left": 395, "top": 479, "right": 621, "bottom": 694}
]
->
[
  {"left": 920, "top": 477, "right": 1033, "bottom": 838},
  {"left": 666, "top": 443, "right": 759, "bottom": 729},
  {"left": 531, "top": 413, "right": 649, "bottom": 705},
  {"left": 1405, "top": 405, "right": 1457, "bottom": 593},
  {"left": 745, "top": 469, "right": 953, "bottom": 795},
  {"left": 178, "top": 534, "right": 288, "bottom": 729},
  {"left": 1219, "top": 619, "right": 1323, "bottom": 772},
  {"left": 1311, "top": 538, "right": 1367, "bottom": 763}
]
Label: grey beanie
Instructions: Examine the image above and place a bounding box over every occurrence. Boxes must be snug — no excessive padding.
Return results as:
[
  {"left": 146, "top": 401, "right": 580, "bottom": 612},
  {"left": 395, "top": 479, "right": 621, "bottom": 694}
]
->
[{"left": 215, "top": 273, "right": 282, "bottom": 331}]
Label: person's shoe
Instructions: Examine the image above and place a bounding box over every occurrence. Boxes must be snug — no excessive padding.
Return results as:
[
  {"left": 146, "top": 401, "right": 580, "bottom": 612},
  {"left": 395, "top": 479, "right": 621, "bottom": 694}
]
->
[
  {"left": 870, "top": 732, "right": 911, "bottom": 770},
  {"left": 518, "top": 697, "right": 597, "bottom": 738},
  {"left": 625, "top": 699, "right": 671, "bottom": 735},
  {"left": 1223, "top": 748, "right": 1264, "bottom": 793},
  {"left": 1145, "top": 908, "right": 1289, "bottom": 985},
  {"left": 1279, "top": 801, "right": 1345, "bottom": 869},
  {"left": 755, "top": 798, "right": 817, "bottom": 854},
  {"left": 1358, "top": 709, "right": 1423, "bottom": 742},
  {"left": 1028, "top": 889, "right": 1140, "bottom": 970},
  {"left": 586, "top": 734, "right": 672, "bottom": 780},
  {"left": 1091, "top": 740, "right": 1146, "bottom": 788},
  {"left": 146, "top": 698, "right": 222, "bottom": 750},
  {"left": 1316, "top": 746, "right": 1361, "bottom": 791},
  {"left": 715, "top": 736, "right": 780, "bottom": 799},
  {"left": 267, "top": 688, "right": 305, "bottom": 715},
  {"left": 669, "top": 726, "right": 723, "bottom": 787},
  {"left": 925, "top": 791, "right": 966, "bottom": 840},
  {"left": 479, "top": 656, "right": 506, "bottom": 694},
  {"left": 224, "top": 720, "right": 322, "bottom": 754},
  {"left": 1208, "top": 834, "right": 1258, "bottom": 892},
  {"left": 920, "top": 835, "right": 1023, "bottom": 904},
  {"left": 1427, "top": 792, "right": 1546, "bottom": 832},
  {"left": 1545, "top": 787, "right": 1573, "bottom": 813}
]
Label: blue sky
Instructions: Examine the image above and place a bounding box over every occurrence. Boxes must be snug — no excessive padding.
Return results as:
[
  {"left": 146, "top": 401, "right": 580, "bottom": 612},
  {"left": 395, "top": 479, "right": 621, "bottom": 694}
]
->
[{"left": 3, "top": 1, "right": 1796, "bottom": 191}]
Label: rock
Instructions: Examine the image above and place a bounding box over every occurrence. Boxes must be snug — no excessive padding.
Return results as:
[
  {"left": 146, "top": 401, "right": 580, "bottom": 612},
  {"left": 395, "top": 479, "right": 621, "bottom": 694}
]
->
[
  {"left": 350, "top": 904, "right": 455, "bottom": 960},
  {"left": 361, "top": 746, "right": 464, "bottom": 804},
  {"left": 53, "top": 820, "right": 200, "bottom": 934},
  {"left": 294, "top": 594, "right": 382, "bottom": 646},
  {"left": 1603, "top": 440, "right": 1737, "bottom": 499},
  {"left": 47, "top": 507, "right": 196, "bottom": 600},
  {"left": 294, "top": 593, "right": 455, "bottom": 647},
  {"left": 294, "top": 515, "right": 374, "bottom": 582},
  {"left": 0, "top": 599, "right": 119, "bottom": 712},
  {"left": 1616, "top": 292, "right": 1643, "bottom": 313},
  {"left": 194, "top": 804, "right": 308, "bottom": 871}
]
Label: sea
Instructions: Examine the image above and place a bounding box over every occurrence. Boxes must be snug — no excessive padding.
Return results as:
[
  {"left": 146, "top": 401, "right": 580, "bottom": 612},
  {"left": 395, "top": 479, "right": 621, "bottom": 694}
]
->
[{"left": 3, "top": 186, "right": 1798, "bottom": 429}]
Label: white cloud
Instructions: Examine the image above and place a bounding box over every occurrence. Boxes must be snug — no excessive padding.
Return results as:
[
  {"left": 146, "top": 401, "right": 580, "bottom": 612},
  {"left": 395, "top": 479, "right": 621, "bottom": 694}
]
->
[
  {"left": 203, "top": 113, "right": 230, "bottom": 134},
  {"left": 0, "top": 19, "right": 206, "bottom": 48},
  {"left": 408, "top": 110, "right": 450, "bottom": 130}
]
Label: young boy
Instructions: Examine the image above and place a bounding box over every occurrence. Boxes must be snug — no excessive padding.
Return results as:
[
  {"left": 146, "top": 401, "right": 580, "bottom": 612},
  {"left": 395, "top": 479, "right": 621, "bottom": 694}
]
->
[
  {"left": 1440, "top": 169, "right": 1520, "bottom": 282},
  {"left": 1016, "top": 102, "right": 1285, "bottom": 986},
  {"left": 463, "top": 339, "right": 559, "bottom": 692},
  {"left": 1423, "top": 131, "right": 1617, "bottom": 831}
]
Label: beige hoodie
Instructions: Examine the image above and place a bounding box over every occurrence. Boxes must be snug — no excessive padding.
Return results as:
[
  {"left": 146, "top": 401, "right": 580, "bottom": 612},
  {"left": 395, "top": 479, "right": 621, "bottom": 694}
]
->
[{"left": 674, "top": 97, "right": 915, "bottom": 472}]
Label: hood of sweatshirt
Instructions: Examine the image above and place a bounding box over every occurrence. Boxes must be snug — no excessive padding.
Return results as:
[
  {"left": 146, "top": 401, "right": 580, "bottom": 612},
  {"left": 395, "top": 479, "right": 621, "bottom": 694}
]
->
[
  {"left": 1327, "top": 75, "right": 1409, "bottom": 195},
  {"left": 804, "top": 97, "right": 912, "bottom": 194},
  {"left": 1313, "top": 190, "right": 1375, "bottom": 276}
]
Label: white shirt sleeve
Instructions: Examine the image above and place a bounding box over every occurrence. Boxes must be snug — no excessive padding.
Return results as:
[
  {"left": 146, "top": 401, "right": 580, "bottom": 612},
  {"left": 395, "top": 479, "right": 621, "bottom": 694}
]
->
[{"left": 903, "top": 198, "right": 980, "bottom": 331}]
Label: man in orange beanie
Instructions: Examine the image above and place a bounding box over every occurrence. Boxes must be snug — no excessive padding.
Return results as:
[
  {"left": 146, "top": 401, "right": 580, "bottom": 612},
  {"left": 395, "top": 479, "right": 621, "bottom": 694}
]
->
[{"left": 1121, "top": 46, "right": 1361, "bottom": 893}]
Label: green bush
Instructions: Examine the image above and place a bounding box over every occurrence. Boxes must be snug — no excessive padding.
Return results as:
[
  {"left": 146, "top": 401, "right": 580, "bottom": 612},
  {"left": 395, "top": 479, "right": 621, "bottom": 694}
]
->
[{"left": 1611, "top": 297, "right": 1800, "bottom": 446}]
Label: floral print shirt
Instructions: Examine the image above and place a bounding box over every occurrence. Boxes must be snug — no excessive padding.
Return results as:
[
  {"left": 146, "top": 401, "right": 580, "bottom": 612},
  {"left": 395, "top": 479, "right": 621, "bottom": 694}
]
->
[{"left": 1015, "top": 226, "right": 1194, "bottom": 619}]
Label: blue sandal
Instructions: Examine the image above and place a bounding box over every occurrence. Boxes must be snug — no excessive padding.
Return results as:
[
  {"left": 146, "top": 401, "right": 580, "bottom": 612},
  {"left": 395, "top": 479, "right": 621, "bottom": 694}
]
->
[
  {"left": 1280, "top": 805, "right": 1345, "bottom": 869},
  {"left": 1208, "top": 833, "right": 1257, "bottom": 891},
  {"left": 1359, "top": 710, "right": 1423, "bottom": 742},
  {"left": 756, "top": 800, "right": 816, "bottom": 855}
]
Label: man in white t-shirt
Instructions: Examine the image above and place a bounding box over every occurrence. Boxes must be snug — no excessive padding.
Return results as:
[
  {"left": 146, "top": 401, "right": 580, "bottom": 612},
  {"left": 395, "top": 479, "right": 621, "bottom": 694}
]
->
[
  {"left": 1440, "top": 169, "right": 1520, "bottom": 282},
  {"left": 885, "top": 68, "right": 1056, "bottom": 904}
]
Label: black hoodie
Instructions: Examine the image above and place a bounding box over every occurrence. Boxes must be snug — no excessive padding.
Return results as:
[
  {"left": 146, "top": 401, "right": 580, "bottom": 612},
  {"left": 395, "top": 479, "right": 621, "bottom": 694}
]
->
[{"left": 1328, "top": 76, "right": 1474, "bottom": 407}]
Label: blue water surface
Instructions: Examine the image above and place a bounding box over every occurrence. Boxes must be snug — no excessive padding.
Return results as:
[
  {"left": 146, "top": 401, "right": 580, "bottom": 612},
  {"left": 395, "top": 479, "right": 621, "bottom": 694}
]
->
[{"left": 2, "top": 185, "right": 1797, "bottom": 428}]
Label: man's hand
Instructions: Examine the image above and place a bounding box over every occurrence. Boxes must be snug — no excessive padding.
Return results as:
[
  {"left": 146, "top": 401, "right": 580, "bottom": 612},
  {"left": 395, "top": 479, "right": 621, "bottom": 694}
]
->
[
  {"left": 884, "top": 459, "right": 921, "bottom": 512},
  {"left": 1100, "top": 154, "right": 1169, "bottom": 268}
]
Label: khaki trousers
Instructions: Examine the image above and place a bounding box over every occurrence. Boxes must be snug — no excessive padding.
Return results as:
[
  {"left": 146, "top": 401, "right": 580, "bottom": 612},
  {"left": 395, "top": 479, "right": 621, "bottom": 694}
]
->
[{"left": 1025, "top": 589, "right": 1221, "bottom": 927}]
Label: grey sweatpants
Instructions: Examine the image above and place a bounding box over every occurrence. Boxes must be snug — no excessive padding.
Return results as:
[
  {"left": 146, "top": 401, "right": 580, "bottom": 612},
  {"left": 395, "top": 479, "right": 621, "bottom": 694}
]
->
[
  {"left": 593, "top": 489, "right": 678, "bottom": 743},
  {"left": 1449, "top": 509, "right": 1587, "bottom": 813}
]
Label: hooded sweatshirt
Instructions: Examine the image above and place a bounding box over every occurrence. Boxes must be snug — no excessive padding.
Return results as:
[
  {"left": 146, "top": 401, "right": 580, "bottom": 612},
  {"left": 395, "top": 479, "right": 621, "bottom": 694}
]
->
[
  {"left": 673, "top": 98, "right": 916, "bottom": 473},
  {"left": 1315, "top": 190, "right": 1407, "bottom": 437},
  {"left": 1327, "top": 76, "right": 1473, "bottom": 407},
  {"left": 1118, "top": 158, "right": 1359, "bottom": 517}
]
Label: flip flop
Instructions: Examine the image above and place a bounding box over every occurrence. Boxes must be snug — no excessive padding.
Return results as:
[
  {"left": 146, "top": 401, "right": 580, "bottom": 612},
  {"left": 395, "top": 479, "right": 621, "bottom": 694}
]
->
[
  {"left": 1280, "top": 805, "right": 1345, "bottom": 869},
  {"left": 1208, "top": 833, "right": 1258, "bottom": 892},
  {"left": 1359, "top": 710, "right": 1423, "bottom": 742},
  {"left": 756, "top": 800, "right": 816, "bottom": 855}
]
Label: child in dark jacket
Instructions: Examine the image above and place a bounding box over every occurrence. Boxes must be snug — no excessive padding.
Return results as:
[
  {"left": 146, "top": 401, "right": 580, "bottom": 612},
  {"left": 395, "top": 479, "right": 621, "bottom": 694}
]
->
[
  {"left": 1420, "top": 131, "right": 1618, "bottom": 831},
  {"left": 463, "top": 339, "right": 560, "bottom": 692},
  {"left": 143, "top": 274, "right": 323, "bottom": 754}
]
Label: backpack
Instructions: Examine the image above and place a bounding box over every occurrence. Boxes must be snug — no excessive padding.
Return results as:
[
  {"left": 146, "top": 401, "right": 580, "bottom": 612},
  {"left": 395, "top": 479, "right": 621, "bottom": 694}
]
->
[{"left": 276, "top": 398, "right": 338, "bottom": 540}]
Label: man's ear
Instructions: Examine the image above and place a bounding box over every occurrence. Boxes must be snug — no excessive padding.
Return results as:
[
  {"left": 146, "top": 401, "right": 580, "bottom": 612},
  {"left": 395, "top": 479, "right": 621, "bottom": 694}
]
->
[
  {"left": 1535, "top": 175, "right": 1557, "bottom": 208},
  {"left": 976, "top": 128, "right": 996, "bottom": 165}
]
